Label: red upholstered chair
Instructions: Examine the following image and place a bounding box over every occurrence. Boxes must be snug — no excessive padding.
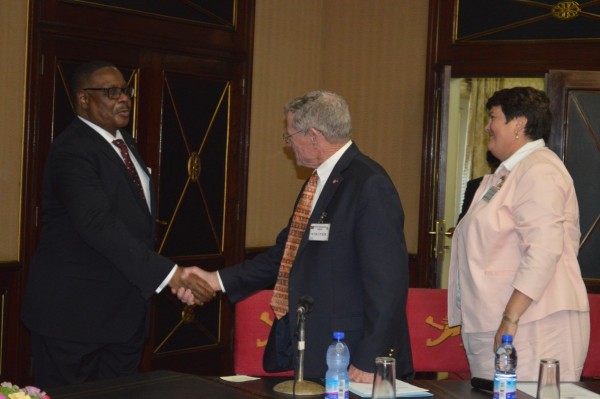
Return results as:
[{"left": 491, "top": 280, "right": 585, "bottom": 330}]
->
[
  {"left": 406, "top": 288, "right": 471, "bottom": 379},
  {"left": 233, "top": 290, "right": 294, "bottom": 377},
  {"left": 582, "top": 293, "right": 600, "bottom": 379}
]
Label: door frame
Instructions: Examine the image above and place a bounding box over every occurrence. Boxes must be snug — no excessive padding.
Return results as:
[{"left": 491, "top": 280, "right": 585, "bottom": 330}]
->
[
  {"left": 419, "top": 0, "right": 600, "bottom": 289},
  {"left": 12, "top": 0, "right": 255, "bottom": 383}
]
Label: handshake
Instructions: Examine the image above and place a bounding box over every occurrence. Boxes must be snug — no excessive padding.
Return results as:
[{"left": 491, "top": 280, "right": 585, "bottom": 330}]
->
[{"left": 168, "top": 266, "right": 221, "bottom": 306}]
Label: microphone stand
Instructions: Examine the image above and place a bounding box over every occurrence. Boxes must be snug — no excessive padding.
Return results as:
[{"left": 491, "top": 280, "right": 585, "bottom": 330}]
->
[{"left": 273, "top": 302, "right": 324, "bottom": 396}]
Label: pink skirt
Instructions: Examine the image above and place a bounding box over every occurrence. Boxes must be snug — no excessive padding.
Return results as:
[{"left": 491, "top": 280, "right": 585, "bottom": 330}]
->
[{"left": 461, "top": 310, "right": 590, "bottom": 381}]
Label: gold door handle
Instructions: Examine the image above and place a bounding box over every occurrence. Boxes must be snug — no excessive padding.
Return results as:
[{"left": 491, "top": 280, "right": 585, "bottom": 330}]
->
[{"left": 428, "top": 221, "right": 440, "bottom": 258}]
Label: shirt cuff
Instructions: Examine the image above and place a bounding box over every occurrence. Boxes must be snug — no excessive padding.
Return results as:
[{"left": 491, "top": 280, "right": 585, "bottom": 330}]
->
[
  {"left": 156, "top": 265, "right": 178, "bottom": 293},
  {"left": 216, "top": 271, "right": 226, "bottom": 293}
]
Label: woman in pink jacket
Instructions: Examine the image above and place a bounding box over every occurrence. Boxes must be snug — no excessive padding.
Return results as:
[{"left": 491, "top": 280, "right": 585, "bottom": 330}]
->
[{"left": 448, "top": 87, "right": 590, "bottom": 381}]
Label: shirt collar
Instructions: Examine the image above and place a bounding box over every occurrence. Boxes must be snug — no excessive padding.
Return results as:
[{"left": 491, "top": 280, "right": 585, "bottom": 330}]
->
[
  {"left": 500, "top": 139, "right": 545, "bottom": 172},
  {"left": 315, "top": 140, "right": 352, "bottom": 184},
  {"left": 78, "top": 116, "right": 124, "bottom": 144}
]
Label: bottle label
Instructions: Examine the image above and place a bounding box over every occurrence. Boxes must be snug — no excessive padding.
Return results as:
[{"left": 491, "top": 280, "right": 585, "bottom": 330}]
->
[
  {"left": 493, "top": 377, "right": 516, "bottom": 399},
  {"left": 325, "top": 377, "right": 349, "bottom": 399}
]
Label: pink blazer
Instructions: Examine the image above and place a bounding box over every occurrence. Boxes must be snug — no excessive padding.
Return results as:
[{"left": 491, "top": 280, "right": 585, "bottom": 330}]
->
[{"left": 448, "top": 147, "right": 589, "bottom": 333}]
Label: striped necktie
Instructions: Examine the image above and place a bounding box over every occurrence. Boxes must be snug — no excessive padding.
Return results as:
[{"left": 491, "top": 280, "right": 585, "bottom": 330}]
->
[{"left": 271, "top": 171, "right": 318, "bottom": 319}]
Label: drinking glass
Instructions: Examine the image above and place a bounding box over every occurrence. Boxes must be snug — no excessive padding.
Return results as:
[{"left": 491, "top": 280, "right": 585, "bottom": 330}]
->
[
  {"left": 371, "top": 357, "right": 396, "bottom": 399},
  {"left": 536, "top": 358, "right": 560, "bottom": 399}
]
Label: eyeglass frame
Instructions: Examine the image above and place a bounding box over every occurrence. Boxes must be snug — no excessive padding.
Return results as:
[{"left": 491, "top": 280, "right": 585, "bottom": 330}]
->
[
  {"left": 282, "top": 128, "right": 307, "bottom": 143},
  {"left": 83, "top": 86, "right": 135, "bottom": 99}
]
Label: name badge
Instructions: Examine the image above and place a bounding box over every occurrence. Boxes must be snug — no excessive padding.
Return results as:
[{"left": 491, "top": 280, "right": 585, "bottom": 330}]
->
[
  {"left": 309, "top": 223, "right": 330, "bottom": 241},
  {"left": 482, "top": 186, "right": 499, "bottom": 202}
]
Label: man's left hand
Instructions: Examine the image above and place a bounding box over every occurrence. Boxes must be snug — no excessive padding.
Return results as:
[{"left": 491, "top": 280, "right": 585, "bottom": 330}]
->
[{"left": 349, "top": 364, "right": 374, "bottom": 383}]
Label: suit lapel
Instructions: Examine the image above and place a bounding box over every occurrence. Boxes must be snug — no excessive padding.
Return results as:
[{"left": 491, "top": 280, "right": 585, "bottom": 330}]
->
[
  {"left": 76, "top": 119, "right": 152, "bottom": 217},
  {"left": 75, "top": 119, "right": 126, "bottom": 172},
  {"left": 295, "top": 143, "right": 359, "bottom": 257},
  {"left": 311, "top": 143, "right": 358, "bottom": 219},
  {"left": 121, "top": 133, "right": 151, "bottom": 179}
]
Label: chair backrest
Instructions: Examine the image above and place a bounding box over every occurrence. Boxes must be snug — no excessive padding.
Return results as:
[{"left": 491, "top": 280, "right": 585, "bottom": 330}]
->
[
  {"left": 406, "top": 288, "right": 470, "bottom": 378},
  {"left": 233, "top": 290, "right": 294, "bottom": 377},
  {"left": 582, "top": 293, "right": 600, "bottom": 378}
]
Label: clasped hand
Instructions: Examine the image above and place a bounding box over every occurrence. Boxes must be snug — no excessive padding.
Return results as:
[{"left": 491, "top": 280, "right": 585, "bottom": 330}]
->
[{"left": 169, "top": 266, "right": 217, "bottom": 306}]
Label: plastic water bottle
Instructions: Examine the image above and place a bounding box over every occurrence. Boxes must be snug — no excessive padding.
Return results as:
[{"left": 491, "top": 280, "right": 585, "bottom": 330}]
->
[
  {"left": 325, "top": 331, "right": 350, "bottom": 399},
  {"left": 493, "top": 334, "right": 517, "bottom": 399}
]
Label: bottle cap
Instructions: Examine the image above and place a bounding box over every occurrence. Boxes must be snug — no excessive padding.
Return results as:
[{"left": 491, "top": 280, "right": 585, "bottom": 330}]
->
[
  {"left": 333, "top": 331, "right": 345, "bottom": 340},
  {"left": 501, "top": 334, "right": 513, "bottom": 342}
]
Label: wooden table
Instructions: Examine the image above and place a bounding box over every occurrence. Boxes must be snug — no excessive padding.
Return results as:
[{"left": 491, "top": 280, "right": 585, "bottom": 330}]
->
[{"left": 47, "top": 370, "right": 600, "bottom": 399}]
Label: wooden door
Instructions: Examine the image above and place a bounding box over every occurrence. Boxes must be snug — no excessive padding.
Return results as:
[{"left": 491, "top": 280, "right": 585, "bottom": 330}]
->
[
  {"left": 547, "top": 70, "right": 600, "bottom": 291},
  {"left": 12, "top": 0, "right": 254, "bottom": 382},
  {"left": 421, "top": 66, "right": 451, "bottom": 289},
  {"left": 26, "top": 39, "right": 244, "bottom": 376},
  {"left": 140, "top": 57, "right": 245, "bottom": 374}
]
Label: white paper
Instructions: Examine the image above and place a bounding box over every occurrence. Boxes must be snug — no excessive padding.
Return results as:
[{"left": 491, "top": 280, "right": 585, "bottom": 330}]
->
[
  {"left": 220, "top": 375, "right": 261, "bottom": 382},
  {"left": 349, "top": 379, "right": 432, "bottom": 398},
  {"left": 518, "top": 382, "right": 600, "bottom": 398}
]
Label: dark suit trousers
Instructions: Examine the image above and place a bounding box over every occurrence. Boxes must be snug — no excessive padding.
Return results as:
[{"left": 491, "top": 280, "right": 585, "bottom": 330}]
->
[{"left": 31, "top": 322, "right": 146, "bottom": 389}]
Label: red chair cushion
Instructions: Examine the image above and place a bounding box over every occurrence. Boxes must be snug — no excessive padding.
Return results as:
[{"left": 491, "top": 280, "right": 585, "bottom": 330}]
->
[
  {"left": 407, "top": 288, "right": 470, "bottom": 377},
  {"left": 233, "top": 290, "right": 294, "bottom": 377},
  {"left": 582, "top": 293, "right": 600, "bottom": 378}
]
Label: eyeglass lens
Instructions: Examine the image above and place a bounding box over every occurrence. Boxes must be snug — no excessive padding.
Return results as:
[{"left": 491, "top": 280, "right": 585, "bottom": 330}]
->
[
  {"left": 107, "top": 87, "right": 134, "bottom": 99},
  {"left": 84, "top": 87, "right": 135, "bottom": 99}
]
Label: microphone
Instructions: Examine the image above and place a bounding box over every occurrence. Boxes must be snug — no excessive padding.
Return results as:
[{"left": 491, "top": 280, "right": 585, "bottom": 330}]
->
[
  {"left": 297, "top": 295, "right": 314, "bottom": 315},
  {"left": 274, "top": 295, "right": 324, "bottom": 396},
  {"left": 471, "top": 377, "right": 494, "bottom": 392}
]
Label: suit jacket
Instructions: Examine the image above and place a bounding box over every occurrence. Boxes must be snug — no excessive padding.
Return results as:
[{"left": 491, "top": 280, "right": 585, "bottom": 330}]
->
[
  {"left": 221, "top": 143, "right": 413, "bottom": 379},
  {"left": 448, "top": 147, "right": 589, "bottom": 333},
  {"left": 457, "top": 176, "right": 483, "bottom": 223},
  {"left": 22, "top": 118, "right": 174, "bottom": 343}
]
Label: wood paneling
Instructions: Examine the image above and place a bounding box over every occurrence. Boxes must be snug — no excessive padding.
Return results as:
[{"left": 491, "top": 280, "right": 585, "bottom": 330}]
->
[
  {"left": 0, "top": 1, "right": 27, "bottom": 262},
  {"left": 247, "top": 1, "right": 430, "bottom": 254},
  {"left": 246, "top": 1, "right": 323, "bottom": 248},
  {"left": 0, "top": 0, "right": 255, "bottom": 385}
]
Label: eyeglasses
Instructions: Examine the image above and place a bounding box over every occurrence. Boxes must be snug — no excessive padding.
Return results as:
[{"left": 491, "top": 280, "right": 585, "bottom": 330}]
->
[
  {"left": 282, "top": 129, "right": 305, "bottom": 143},
  {"left": 83, "top": 86, "right": 135, "bottom": 99}
]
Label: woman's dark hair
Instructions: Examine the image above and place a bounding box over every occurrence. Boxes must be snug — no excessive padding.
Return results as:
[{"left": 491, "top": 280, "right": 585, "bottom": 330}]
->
[{"left": 486, "top": 86, "right": 551, "bottom": 141}]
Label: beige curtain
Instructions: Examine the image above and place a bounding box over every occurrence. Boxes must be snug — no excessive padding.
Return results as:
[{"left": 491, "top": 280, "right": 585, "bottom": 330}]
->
[{"left": 463, "top": 78, "right": 545, "bottom": 180}]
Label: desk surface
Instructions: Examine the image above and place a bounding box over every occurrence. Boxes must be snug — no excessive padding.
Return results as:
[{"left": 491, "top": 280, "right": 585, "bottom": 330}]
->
[{"left": 47, "top": 370, "right": 600, "bottom": 399}]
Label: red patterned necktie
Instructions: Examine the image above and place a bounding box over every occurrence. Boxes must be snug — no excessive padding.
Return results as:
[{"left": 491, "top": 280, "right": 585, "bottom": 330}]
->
[
  {"left": 112, "top": 139, "right": 146, "bottom": 201},
  {"left": 271, "top": 171, "right": 319, "bottom": 319}
]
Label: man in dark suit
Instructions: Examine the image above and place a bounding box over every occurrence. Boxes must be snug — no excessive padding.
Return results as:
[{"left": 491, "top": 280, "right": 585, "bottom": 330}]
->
[
  {"left": 194, "top": 91, "right": 413, "bottom": 382},
  {"left": 21, "top": 61, "right": 214, "bottom": 388},
  {"left": 457, "top": 150, "right": 500, "bottom": 223}
]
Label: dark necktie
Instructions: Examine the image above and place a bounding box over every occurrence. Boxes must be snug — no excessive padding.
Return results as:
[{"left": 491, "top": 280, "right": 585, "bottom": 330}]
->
[
  {"left": 270, "top": 171, "right": 318, "bottom": 319},
  {"left": 112, "top": 139, "right": 146, "bottom": 202}
]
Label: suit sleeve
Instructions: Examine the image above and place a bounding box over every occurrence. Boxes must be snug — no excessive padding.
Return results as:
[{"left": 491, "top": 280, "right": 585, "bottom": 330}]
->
[
  {"left": 511, "top": 161, "right": 570, "bottom": 302},
  {"left": 458, "top": 177, "right": 483, "bottom": 223},
  {"left": 48, "top": 138, "right": 174, "bottom": 299},
  {"left": 219, "top": 226, "right": 288, "bottom": 302}
]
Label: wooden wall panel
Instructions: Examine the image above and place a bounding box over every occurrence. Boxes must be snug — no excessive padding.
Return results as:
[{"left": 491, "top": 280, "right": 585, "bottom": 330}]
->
[
  {"left": 247, "top": 0, "right": 429, "bottom": 253},
  {"left": 322, "top": 0, "right": 428, "bottom": 253},
  {"left": 0, "top": 0, "right": 27, "bottom": 261},
  {"left": 246, "top": 1, "right": 323, "bottom": 247}
]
